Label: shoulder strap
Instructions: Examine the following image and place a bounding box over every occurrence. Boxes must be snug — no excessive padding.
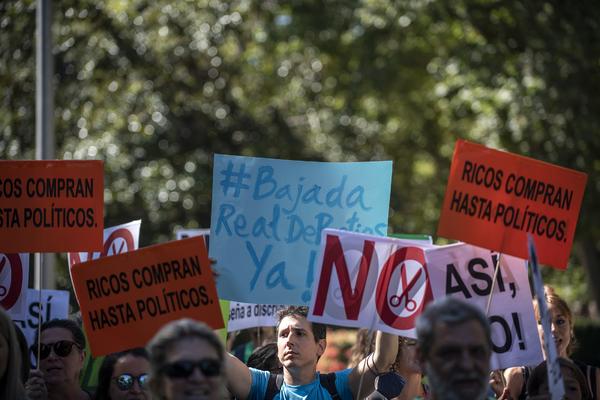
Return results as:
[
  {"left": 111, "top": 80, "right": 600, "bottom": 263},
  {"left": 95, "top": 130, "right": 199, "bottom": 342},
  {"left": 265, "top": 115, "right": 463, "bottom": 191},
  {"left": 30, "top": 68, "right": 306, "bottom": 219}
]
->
[
  {"left": 573, "top": 360, "right": 596, "bottom": 400},
  {"left": 319, "top": 372, "right": 341, "bottom": 400},
  {"left": 265, "top": 373, "right": 284, "bottom": 400},
  {"left": 586, "top": 364, "right": 597, "bottom": 400}
]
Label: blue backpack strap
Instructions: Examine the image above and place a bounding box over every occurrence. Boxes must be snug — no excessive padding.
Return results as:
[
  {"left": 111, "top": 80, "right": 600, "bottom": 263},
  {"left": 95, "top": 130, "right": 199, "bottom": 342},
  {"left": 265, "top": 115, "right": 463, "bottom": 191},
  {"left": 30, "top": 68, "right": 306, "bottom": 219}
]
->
[
  {"left": 319, "top": 372, "right": 341, "bottom": 399},
  {"left": 265, "top": 373, "right": 284, "bottom": 400}
]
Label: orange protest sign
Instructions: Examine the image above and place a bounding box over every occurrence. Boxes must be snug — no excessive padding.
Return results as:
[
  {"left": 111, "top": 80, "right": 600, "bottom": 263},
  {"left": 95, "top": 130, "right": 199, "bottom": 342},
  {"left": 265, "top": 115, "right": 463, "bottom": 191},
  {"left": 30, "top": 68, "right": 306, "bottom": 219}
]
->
[
  {"left": 0, "top": 160, "right": 104, "bottom": 252},
  {"left": 72, "top": 236, "right": 223, "bottom": 357},
  {"left": 437, "top": 140, "right": 587, "bottom": 269}
]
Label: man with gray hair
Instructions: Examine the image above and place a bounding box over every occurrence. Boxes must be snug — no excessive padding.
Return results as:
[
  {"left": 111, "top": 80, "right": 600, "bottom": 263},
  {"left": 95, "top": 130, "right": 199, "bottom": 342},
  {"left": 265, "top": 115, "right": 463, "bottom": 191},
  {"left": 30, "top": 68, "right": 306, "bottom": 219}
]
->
[{"left": 416, "top": 296, "right": 492, "bottom": 400}]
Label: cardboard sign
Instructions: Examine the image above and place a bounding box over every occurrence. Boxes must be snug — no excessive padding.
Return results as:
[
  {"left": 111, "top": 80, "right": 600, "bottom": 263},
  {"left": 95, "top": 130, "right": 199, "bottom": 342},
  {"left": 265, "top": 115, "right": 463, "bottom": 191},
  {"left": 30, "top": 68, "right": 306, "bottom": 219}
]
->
[
  {"left": 72, "top": 236, "right": 223, "bottom": 356},
  {"left": 426, "top": 243, "right": 543, "bottom": 370},
  {"left": 12, "top": 289, "right": 70, "bottom": 367},
  {"left": 1, "top": 253, "right": 29, "bottom": 318},
  {"left": 210, "top": 154, "right": 392, "bottom": 305},
  {"left": 308, "top": 229, "right": 435, "bottom": 337},
  {"left": 0, "top": 160, "right": 104, "bottom": 252},
  {"left": 173, "top": 228, "right": 229, "bottom": 343},
  {"left": 176, "top": 228, "right": 210, "bottom": 241},
  {"left": 68, "top": 220, "right": 141, "bottom": 302},
  {"left": 228, "top": 302, "right": 285, "bottom": 332},
  {"left": 437, "top": 140, "right": 587, "bottom": 269},
  {"left": 529, "top": 236, "right": 565, "bottom": 400}
]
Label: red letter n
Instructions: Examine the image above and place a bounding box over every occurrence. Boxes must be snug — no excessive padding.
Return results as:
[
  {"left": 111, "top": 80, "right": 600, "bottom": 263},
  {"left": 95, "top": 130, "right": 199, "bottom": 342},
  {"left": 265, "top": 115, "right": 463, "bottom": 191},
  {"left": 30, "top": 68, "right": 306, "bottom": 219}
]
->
[{"left": 312, "top": 234, "right": 374, "bottom": 320}]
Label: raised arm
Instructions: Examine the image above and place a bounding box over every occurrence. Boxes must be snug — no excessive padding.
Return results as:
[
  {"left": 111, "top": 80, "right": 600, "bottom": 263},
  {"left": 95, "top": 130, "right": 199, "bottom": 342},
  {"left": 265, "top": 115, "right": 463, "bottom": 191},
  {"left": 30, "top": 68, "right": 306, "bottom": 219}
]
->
[
  {"left": 224, "top": 352, "right": 253, "bottom": 399},
  {"left": 348, "top": 331, "right": 398, "bottom": 399}
]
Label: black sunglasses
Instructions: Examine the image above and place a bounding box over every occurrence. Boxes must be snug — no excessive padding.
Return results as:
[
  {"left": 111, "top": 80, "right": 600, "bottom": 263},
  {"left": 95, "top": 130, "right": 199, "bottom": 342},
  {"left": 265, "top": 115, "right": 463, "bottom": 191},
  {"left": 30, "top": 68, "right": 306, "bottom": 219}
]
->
[
  {"left": 161, "top": 359, "right": 222, "bottom": 379},
  {"left": 33, "top": 340, "right": 81, "bottom": 360},
  {"left": 113, "top": 373, "right": 149, "bottom": 391}
]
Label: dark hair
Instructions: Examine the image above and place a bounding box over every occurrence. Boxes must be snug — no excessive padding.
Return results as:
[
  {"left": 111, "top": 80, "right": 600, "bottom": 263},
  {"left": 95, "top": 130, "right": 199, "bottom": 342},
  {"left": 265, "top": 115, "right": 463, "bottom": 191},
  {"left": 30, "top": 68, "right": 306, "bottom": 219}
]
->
[
  {"left": 276, "top": 306, "right": 326, "bottom": 341},
  {"left": 247, "top": 342, "right": 282, "bottom": 374},
  {"left": 34, "top": 318, "right": 86, "bottom": 349},
  {"left": 32, "top": 318, "right": 86, "bottom": 368},
  {"left": 527, "top": 358, "right": 591, "bottom": 400},
  {"left": 13, "top": 323, "right": 30, "bottom": 382},
  {"left": 0, "top": 306, "right": 27, "bottom": 399},
  {"left": 416, "top": 296, "right": 491, "bottom": 358},
  {"left": 95, "top": 348, "right": 149, "bottom": 400}
]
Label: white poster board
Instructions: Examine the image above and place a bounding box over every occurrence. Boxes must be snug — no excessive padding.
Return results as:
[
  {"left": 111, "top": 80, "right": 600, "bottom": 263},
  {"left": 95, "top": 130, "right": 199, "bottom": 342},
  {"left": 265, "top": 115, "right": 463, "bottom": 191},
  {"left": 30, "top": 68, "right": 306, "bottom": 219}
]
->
[
  {"left": 426, "top": 242, "right": 543, "bottom": 370},
  {"left": 1, "top": 253, "right": 29, "bottom": 318},
  {"left": 528, "top": 236, "right": 565, "bottom": 400},
  {"left": 308, "top": 229, "right": 435, "bottom": 337},
  {"left": 228, "top": 302, "right": 285, "bottom": 332},
  {"left": 12, "top": 289, "right": 70, "bottom": 366},
  {"left": 68, "top": 220, "right": 141, "bottom": 301}
]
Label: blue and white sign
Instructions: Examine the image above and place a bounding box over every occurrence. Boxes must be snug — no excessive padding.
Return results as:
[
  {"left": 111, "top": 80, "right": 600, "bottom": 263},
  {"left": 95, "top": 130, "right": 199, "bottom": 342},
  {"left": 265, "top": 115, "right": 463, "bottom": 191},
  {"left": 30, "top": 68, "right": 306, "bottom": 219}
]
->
[{"left": 210, "top": 154, "right": 392, "bottom": 305}]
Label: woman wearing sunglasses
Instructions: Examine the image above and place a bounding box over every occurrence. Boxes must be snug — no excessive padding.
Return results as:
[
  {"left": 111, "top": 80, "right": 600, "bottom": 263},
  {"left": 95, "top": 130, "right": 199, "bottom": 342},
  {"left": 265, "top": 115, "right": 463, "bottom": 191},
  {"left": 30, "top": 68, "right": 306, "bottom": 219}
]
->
[
  {"left": 25, "top": 318, "right": 91, "bottom": 400},
  {"left": 147, "top": 318, "right": 227, "bottom": 400},
  {"left": 96, "top": 348, "right": 151, "bottom": 400}
]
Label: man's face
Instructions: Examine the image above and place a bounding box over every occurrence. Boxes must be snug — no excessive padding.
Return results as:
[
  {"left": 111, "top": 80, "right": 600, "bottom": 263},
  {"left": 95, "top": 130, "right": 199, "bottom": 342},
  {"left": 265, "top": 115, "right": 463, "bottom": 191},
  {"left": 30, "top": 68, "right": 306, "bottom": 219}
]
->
[
  {"left": 419, "top": 319, "right": 491, "bottom": 400},
  {"left": 277, "top": 315, "right": 325, "bottom": 371}
]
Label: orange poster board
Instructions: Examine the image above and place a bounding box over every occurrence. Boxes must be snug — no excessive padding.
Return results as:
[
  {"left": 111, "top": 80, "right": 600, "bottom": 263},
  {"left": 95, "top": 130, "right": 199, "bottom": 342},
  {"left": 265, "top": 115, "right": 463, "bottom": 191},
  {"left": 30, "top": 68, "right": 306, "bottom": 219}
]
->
[
  {"left": 437, "top": 140, "right": 587, "bottom": 269},
  {"left": 0, "top": 160, "right": 104, "bottom": 252},
  {"left": 72, "top": 236, "right": 223, "bottom": 356}
]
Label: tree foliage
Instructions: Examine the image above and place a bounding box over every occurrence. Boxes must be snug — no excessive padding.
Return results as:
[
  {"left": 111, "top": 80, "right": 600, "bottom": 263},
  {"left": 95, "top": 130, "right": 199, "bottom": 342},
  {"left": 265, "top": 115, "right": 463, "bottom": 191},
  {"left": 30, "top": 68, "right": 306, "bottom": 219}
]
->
[{"left": 1, "top": 0, "right": 599, "bottom": 314}]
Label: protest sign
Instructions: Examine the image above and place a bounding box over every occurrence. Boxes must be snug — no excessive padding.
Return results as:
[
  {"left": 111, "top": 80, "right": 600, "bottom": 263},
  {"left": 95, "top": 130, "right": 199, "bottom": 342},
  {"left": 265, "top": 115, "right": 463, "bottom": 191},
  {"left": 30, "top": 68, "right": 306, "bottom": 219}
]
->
[
  {"left": 0, "top": 160, "right": 104, "bottom": 252},
  {"left": 12, "top": 289, "right": 70, "bottom": 366},
  {"left": 228, "top": 302, "right": 285, "bottom": 332},
  {"left": 437, "top": 140, "right": 587, "bottom": 269},
  {"left": 176, "top": 228, "right": 210, "bottom": 242},
  {"left": 308, "top": 229, "right": 434, "bottom": 337},
  {"left": 72, "top": 236, "right": 223, "bottom": 356},
  {"left": 68, "top": 220, "right": 141, "bottom": 302},
  {"left": 173, "top": 227, "right": 229, "bottom": 342},
  {"left": 1, "top": 253, "right": 29, "bottom": 318},
  {"left": 210, "top": 154, "right": 392, "bottom": 305},
  {"left": 426, "top": 243, "right": 543, "bottom": 370},
  {"left": 529, "top": 236, "right": 565, "bottom": 400},
  {"left": 73, "top": 220, "right": 141, "bottom": 390}
]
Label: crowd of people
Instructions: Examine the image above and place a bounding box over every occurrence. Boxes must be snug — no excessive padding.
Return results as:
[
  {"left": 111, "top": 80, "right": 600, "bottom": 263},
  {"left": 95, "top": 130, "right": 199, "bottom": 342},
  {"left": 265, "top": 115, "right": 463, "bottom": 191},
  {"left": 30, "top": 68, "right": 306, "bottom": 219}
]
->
[{"left": 1, "top": 285, "right": 598, "bottom": 400}]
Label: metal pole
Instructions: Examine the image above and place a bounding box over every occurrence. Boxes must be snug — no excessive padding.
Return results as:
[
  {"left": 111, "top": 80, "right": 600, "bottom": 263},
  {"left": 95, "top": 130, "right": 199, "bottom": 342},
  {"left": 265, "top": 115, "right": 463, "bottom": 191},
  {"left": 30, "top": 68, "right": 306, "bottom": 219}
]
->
[{"left": 36, "top": 0, "right": 55, "bottom": 289}]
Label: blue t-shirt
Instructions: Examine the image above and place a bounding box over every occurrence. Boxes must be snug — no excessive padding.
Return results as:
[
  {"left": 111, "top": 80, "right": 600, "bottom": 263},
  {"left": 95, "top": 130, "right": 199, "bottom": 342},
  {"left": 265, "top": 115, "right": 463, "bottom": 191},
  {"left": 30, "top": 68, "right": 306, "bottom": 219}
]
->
[{"left": 248, "top": 368, "right": 353, "bottom": 400}]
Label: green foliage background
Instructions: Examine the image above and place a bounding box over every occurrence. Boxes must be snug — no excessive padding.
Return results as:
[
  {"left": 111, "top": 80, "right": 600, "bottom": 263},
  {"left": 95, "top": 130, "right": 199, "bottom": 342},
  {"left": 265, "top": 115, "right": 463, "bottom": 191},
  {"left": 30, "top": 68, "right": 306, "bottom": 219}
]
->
[{"left": 2, "top": 0, "right": 599, "bottom": 326}]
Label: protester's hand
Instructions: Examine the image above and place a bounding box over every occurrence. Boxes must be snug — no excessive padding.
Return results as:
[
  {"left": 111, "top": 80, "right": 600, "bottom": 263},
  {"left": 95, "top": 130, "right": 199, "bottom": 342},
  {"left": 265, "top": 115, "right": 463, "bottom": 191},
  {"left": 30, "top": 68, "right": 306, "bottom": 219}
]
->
[
  {"left": 497, "top": 387, "right": 515, "bottom": 400},
  {"left": 489, "top": 370, "right": 505, "bottom": 396},
  {"left": 25, "top": 369, "right": 48, "bottom": 400}
]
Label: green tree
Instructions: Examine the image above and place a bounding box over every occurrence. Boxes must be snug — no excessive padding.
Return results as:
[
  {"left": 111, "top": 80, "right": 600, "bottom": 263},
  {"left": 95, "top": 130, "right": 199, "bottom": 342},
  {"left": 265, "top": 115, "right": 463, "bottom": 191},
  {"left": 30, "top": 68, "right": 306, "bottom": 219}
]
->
[{"left": 1, "top": 0, "right": 599, "bottom": 314}]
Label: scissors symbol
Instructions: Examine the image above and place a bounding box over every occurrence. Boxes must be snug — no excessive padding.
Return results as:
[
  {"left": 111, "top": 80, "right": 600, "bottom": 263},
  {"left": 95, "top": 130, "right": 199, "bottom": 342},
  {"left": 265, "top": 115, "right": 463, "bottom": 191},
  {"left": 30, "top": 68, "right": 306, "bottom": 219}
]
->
[{"left": 389, "top": 267, "right": 422, "bottom": 312}]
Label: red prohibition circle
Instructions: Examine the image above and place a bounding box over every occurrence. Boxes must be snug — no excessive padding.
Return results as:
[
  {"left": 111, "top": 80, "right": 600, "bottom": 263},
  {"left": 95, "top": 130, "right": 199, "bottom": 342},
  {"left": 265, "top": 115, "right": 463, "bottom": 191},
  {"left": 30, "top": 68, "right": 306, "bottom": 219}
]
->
[
  {"left": 102, "top": 228, "right": 135, "bottom": 257},
  {"left": 375, "top": 247, "right": 433, "bottom": 330},
  {"left": 0, "top": 253, "right": 23, "bottom": 310}
]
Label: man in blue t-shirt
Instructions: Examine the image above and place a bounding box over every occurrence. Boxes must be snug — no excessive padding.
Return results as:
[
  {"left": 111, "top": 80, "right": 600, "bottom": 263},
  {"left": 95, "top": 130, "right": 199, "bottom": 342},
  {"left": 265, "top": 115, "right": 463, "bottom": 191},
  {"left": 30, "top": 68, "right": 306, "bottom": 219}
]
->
[{"left": 225, "top": 306, "right": 398, "bottom": 399}]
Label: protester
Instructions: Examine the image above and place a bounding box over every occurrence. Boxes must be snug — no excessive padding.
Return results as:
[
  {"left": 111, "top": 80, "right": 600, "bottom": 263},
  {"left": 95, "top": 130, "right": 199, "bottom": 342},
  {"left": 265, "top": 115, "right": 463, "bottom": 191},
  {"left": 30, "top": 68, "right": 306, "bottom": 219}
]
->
[
  {"left": 391, "top": 336, "right": 425, "bottom": 400},
  {"left": 527, "top": 357, "right": 592, "bottom": 400},
  {"left": 230, "top": 327, "right": 276, "bottom": 364},
  {"left": 0, "top": 306, "right": 28, "bottom": 400},
  {"left": 501, "top": 286, "right": 599, "bottom": 400},
  {"left": 415, "top": 296, "right": 492, "bottom": 400},
  {"left": 246, "top": 342, "right": 282, "bottom": 374},
  {"left": 349, "top": 329, "right": 425, "bottom": 399},
  {"left": 224, "top": 305, "right": 398, "bottom": 399},
  {"left": 147, "top": 318, "right": 227, "bottom": 400},
  {"left": 25, "top": 318, "right": 90, "bottom": 400},
  {"left": 96, "top": 347, "right": 151, "bottom": 400}
]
